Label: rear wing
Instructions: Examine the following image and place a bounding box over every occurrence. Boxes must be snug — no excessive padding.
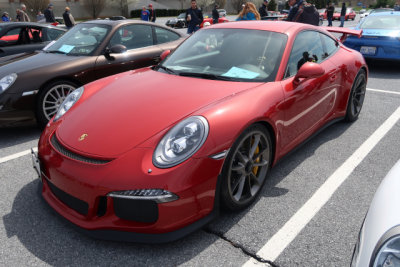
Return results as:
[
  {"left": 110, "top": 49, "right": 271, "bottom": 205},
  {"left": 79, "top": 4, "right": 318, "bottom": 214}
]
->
[{"left": 322, "top": 27, "right": 362, "bottom": 43}]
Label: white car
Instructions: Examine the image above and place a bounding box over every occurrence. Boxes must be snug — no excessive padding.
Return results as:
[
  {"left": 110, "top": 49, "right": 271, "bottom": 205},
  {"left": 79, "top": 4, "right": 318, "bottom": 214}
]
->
[
  {"left": 359, "top": 10, "right": 371, "bottom": 20},
  {"left": 351, "top": 160, "right": 400, "bottom": 267}
]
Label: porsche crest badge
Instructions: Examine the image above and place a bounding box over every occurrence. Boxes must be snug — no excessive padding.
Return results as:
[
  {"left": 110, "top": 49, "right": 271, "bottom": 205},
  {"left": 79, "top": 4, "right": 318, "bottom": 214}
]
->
[{"left": 78, "top": 134, "right": 88, "bottom": 141}]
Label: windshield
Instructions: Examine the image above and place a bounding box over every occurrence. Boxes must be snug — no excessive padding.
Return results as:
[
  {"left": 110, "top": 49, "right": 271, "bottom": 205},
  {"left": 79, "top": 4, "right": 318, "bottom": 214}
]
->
[
  {"left": 44, "top": 23, "right": 111, "bottom": 56},
  {"left": 360, "top": 15, "right": 400, "bottom": 30},
  {"left": 158, "top": 28, "right": 287, "bottom": 82}
]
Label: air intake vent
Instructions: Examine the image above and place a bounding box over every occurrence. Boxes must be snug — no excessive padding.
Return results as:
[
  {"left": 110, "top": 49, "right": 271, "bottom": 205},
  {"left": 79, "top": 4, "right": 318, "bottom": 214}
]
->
[{"left": 51, "top": 134, "right": 111, "bottom": 164}]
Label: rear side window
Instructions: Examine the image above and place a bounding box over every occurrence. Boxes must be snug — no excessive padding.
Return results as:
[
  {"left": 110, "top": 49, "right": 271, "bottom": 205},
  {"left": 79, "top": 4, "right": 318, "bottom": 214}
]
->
[
  {"left": 154, "top": 27, "right": 180, "bottom": 44},
  {"left": 320, "top": 33, "right": 338, "bottom": 58}
]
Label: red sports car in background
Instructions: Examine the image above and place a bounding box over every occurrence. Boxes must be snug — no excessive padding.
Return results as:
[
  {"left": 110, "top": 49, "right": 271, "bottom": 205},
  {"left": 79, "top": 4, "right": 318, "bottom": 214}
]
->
[{"left": 34, "top": 22, "right": 367, "bottom": 243}]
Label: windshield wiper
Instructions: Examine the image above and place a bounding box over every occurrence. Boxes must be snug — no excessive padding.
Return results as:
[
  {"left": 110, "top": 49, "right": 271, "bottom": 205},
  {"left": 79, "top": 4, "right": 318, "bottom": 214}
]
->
[
  {"left": 157, "top": 65, "right": 179, "bottom": 75},
  {"left": 178, "top": 72, "right": 237, "bottom": 81},
  {"left": 45, "top": 50, "right": 67, "bottom": 54}
]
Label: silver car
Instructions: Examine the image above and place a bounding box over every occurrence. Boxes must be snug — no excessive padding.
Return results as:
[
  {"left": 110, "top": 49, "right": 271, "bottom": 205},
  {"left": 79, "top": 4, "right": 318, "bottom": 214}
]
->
[{"left": 351, "top": 160, "right": 400, "bottom": 266}]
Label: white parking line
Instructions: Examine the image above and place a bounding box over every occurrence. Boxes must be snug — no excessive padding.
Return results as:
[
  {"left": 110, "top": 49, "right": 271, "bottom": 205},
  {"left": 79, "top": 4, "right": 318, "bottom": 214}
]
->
[
  {"left": 0, "top": 147, "right": 37, "bottom": 164},
  {"left": 367, "top": 88, "right": 400, "bottom": 95},
  {"left": 243, "top": 105, "right": 400, "bottom": 266}
]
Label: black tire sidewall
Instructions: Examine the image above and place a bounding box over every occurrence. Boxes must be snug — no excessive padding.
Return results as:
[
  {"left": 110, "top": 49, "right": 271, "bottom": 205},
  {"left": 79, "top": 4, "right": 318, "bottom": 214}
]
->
[{"left": 345, "top": 70, "right": 366, "bottom": 122}]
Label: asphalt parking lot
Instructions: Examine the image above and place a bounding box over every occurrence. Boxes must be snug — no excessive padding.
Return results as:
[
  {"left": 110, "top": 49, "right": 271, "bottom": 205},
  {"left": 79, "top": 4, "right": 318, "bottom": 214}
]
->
[{"left": 1, "top": 16, "right": 400, "bottom": 266}]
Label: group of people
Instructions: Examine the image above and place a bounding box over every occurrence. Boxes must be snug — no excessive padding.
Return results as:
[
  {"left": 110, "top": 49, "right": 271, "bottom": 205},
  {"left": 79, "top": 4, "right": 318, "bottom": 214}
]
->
[
  {"left": 1, "top": 3, "right": 76, "bottom": 28},
  {"left": 326, "top": 2, "right": 347, "bottom": 27},
  {"left": 140, "top": 4, "right": 156, "bottom": 22},
  {"left": 235, "top": 0, "right": 320, "bottom": 26}
]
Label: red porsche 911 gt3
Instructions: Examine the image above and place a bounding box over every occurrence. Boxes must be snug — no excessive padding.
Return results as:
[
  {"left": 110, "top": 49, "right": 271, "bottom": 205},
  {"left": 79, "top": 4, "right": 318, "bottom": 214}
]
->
[{"left": 33, "top": 22, "right": 367, "bottom": 243}]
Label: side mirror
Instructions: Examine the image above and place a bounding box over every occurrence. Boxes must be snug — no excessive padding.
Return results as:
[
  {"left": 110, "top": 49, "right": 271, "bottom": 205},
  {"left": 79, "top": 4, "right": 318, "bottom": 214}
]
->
[
  {"left": 109, "top": 44, "right": 127, "bottom": 54},
  {"left": 104, "top": 44, "right": 127, "bottom": 60},
  {"left": 294, "top": 62, "right": 325, "bottom": 84},
  {"left": 160, "top": 50, "right": 171, "bottom": 61}
]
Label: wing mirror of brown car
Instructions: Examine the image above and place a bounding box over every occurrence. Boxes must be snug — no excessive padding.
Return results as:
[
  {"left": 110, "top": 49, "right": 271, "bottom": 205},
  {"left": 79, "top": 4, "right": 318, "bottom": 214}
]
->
[
  {"left": 293, "top": 62, "right": 325, "bottom": 85},
  {"left": 105, "top": 44, "right": 127, "bottom": 59},
  {"left": 160, "top": 50, "right": 171, "bottom": 61}
]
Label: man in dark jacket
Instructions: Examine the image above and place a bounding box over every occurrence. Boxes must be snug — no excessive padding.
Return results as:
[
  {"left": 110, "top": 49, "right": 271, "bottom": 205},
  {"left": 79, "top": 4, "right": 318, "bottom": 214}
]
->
[
  {"left": 63, "top": 7, "right": 75, "bottom": 29},
  {"left": 294, "top": 2, "right": 320, "bottom": 25},
  {"left": 326, "top": 2, "right": 334, "bottom": 26},
  {"left": 339, "top": 2, "right": 346, "bottom": 27},
  {"left": 259, "top": 0, "right": 269, "bottom": 18},
  {"left": 148, "top": 4, "right": 156, "bottom": 22},
  {"left": 186, "top": 0, "right": 203, "bottom": 34},
  {"left": 44, "top": 4, "right": 56, "bottom": 23},
  {"left": 212, "top": 4, "right": 219, "bottom": 24},
  {"left": 286, "top": 0, "right": 303, "bottom": 21}
]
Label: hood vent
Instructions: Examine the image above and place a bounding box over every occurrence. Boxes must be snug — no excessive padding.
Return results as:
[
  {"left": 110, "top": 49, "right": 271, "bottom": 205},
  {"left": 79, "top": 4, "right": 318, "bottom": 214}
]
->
[{"left": 51, "top": 134, "right": 112, "bottom": 164}]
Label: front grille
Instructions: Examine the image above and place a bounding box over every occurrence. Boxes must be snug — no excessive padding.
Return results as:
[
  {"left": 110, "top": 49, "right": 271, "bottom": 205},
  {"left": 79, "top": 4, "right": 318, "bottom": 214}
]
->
[
  {"left": 51, "top": 135, "right": 111, "bottom": 164},
  {"left": 47, "top": 180, "right": 89, "bottom": 216}
]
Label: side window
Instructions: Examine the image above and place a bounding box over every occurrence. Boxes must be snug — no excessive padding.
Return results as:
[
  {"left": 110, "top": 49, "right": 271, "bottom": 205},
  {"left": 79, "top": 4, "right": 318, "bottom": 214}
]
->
[
  {"left": 320, "top": 33, "right": 338, "bottom": 58},
  {"left": 0, "top": 28, "right": 21, "bottom": 43},
  {"left": 45, "top": 28, "right": 65, "bottom": 41},
  {"left": 284, "top": 31, "right": 325, "bottom": 78},
  {"left": 110, "top": 24, "right": 153, "bottom": 50},
  {"left": 154, "top": 27, "right": 180, "bottom": 44}
]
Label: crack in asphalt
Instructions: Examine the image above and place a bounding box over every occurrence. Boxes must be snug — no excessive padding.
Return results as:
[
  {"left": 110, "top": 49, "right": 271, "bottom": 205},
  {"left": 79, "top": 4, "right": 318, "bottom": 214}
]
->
[{"left": 204, "top": 227, "right": 279, "bottom": 267}]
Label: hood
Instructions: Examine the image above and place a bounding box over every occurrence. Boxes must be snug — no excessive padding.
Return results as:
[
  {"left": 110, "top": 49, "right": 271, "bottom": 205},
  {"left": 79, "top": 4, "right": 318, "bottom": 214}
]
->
[
  {"left": 361, "top": 29, "right": 400, "bottom": 37},
  {"left": 56, "top": 69, "right": 261, "bottom": 158},
  {"left": 0, "top": 51, "right": 82, "bottom": 76}
]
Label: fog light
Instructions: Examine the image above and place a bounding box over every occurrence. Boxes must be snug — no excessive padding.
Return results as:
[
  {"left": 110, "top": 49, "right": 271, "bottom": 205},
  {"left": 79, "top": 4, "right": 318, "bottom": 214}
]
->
[{"left": 107, "top": 189, "right": 179, "bottom": 203}]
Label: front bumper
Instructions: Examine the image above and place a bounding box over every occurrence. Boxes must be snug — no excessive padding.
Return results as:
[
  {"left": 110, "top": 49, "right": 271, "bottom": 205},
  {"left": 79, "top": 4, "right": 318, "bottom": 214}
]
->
[{"left": 35, "top": 127, "right": 224, "bottom": 243}]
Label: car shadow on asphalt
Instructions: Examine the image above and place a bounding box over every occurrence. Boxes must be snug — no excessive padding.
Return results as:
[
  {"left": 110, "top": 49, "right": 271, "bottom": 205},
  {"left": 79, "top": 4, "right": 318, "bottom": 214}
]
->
[
  {"left": 0, "top": 124, "right": 41, "bottom": 150},
  {"left": 3, "top": 180, "right": 222, "bottom": 266},
  {"left": 367, "top": 60, "right": 400, "bottom": 80}
]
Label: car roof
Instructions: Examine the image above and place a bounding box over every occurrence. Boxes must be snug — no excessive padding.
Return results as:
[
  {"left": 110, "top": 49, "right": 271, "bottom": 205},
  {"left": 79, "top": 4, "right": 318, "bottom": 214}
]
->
[
  {"left": 207, "top": 21, "right": 317, "bottom": 36},
  {"left": 0, "top": 22, "right": 62, "bottom": 29},
  {"left": 368, "top": 10, "right": 400, "bottom": 17}
]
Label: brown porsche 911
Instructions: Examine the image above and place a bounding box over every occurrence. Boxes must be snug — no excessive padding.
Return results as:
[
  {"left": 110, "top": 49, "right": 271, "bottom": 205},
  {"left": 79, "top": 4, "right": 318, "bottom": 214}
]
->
[{"left": 0, "top": 19, "right": 185, "bottom": 127}]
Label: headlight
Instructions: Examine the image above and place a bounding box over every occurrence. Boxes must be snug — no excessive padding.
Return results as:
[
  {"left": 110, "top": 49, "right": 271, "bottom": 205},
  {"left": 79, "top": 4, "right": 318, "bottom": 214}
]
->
[
  {"left": 53, "top": 86, "right": 84, "bottom": 122},
  {"left": 153, "top": 116, "right": 209, "bottom": 168},
  {"left": 0, "top": 73, "right": 17, "bottom": 94},
  {"left": 373, "top": 235, "right": 400, "bottom": 267}
]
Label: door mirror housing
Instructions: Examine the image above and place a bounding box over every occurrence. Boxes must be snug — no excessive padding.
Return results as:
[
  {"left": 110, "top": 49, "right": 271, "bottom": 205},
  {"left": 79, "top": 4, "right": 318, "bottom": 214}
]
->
[
  {"left": 294, "top": 62, "right": 325, "bottom": 84},
  {"left": 105, "top": 44, "right": 127, "bottom": 59},
  {"left": 160, "top": 50, "right": 171, "bottom": 61}
]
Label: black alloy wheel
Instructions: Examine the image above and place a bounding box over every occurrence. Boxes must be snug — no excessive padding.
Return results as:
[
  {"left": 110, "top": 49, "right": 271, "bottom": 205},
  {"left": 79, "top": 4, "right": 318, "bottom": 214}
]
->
[
  {"left": 221, "top": 124, "right": 272, "bottom": 211},
  {"left": 345, "top": 69, "right": 367, "bottom": 122}
]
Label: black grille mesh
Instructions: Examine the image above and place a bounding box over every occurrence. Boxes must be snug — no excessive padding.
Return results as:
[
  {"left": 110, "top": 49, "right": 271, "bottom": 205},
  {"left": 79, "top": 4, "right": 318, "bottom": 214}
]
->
[
  {"left": 51, "top": 135, "right": 111, "bottom": 164},
  {"left": 47, "top": 180, "right": 89, "bottom": 216}
]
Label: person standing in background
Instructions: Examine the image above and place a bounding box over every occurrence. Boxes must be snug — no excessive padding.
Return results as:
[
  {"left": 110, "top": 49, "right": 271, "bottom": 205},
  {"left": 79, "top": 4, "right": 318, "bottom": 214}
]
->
[
  {"left": 339, "top": 2, "right": 346, "bottom": 27},
  {"left": 44, "top": 4, "right": 56, "bottom": 23},
  {"left": 148, "top": 4, "right": 156, "bottom": 22},
  {"left": 63, "top": 7, "right": 75, "bottom": 29},
  {"left": 326, "top": 2, "right": 334, "bottom": 26},
  {"left": 259, "top": 0, "right": 269, "bottom": 18},
  {"left": 2, "top": 12, "right": 11, "bottom": 22},
  {"left": 236, "top": 2, "right": 260, "bottom": 21},
  {"left": 37, "top": 11, "right": 45, "bottom": 22},
  {"left": 19, "top": 4, "right": 30, "bottom": 22},
  {"left": 186, "top": 0, "right": 203, "bottom": 34},
  {"left": 212, "top": 4, "right": 219, "bottom": 24},
  {"left": 140, "top": 6, "right": 150, "bottom": 21}
]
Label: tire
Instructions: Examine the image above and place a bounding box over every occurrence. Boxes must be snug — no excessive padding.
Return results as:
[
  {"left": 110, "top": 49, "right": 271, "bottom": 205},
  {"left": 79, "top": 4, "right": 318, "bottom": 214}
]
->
[
  {"left": 220, "top": 124, "right": 272, "bottom": 211},
  {"left": 36, "top": 80, "right": 78, "bottom": 128},
  {"left": 345, "top": 70, "right": 366, "bottom": 122}
]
